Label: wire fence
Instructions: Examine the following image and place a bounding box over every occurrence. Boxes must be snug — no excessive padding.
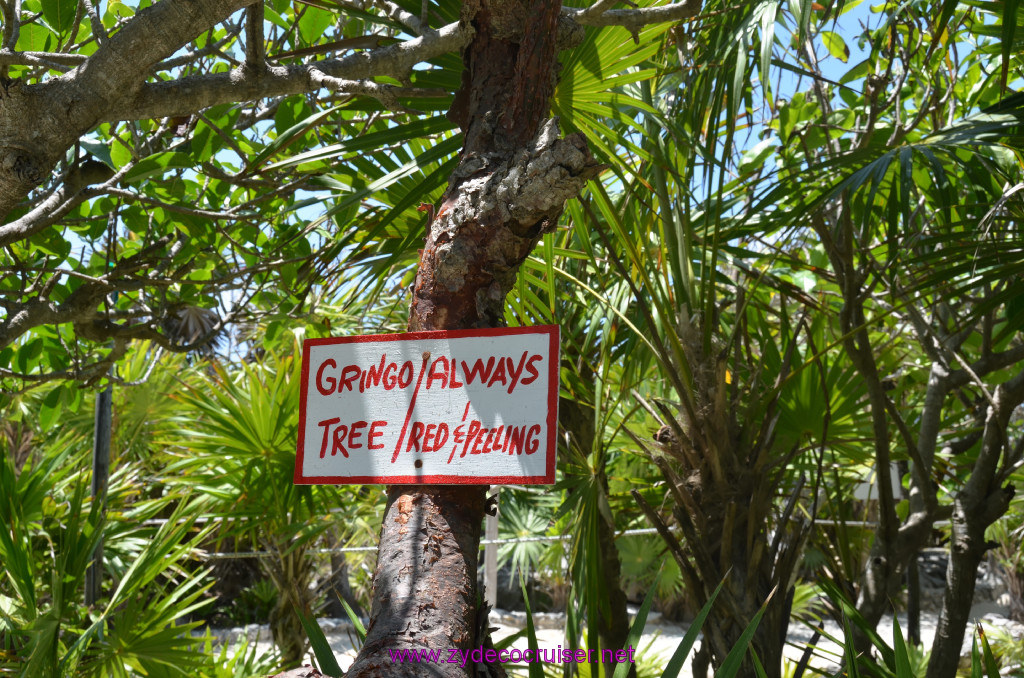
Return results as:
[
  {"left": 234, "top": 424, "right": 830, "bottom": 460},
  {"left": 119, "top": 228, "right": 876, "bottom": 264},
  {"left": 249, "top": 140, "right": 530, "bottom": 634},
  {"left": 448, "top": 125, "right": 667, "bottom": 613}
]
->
[{"left": 185, "top": 522, "right": 890, "bottom": 561}]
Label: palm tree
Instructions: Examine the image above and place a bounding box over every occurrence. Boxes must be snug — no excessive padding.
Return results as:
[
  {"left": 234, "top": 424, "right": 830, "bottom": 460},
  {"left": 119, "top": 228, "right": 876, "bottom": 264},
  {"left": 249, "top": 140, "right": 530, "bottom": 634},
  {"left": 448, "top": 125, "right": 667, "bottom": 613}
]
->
[{"left": 737, "top": 4, "right": 1024, "bottom": 675}]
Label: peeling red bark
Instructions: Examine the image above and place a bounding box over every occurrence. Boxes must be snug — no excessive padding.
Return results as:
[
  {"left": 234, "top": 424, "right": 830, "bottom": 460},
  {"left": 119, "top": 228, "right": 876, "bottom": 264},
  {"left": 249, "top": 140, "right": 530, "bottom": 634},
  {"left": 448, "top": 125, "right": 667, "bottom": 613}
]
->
[
  {"left": 346, "top": 487, "right": 487, "bottom": 677},
  {"left": 346, "top": 2, "right": 601, "bottom": 676}
]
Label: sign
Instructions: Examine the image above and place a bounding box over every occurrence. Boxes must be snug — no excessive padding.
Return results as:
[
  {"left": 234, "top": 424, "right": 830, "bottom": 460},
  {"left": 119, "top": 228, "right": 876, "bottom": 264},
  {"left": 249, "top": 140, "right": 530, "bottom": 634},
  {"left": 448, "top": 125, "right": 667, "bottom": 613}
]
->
[{"left": 295, "top": 325, "right": 559, "bottom": 485}]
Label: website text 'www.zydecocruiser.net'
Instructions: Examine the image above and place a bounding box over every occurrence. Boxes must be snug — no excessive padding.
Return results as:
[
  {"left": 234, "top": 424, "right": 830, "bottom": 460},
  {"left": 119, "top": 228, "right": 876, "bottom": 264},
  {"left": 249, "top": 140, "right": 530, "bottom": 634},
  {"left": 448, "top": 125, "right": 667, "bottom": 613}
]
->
[{"left": 387, "top": 646, "right": 637, "bottom": 667}]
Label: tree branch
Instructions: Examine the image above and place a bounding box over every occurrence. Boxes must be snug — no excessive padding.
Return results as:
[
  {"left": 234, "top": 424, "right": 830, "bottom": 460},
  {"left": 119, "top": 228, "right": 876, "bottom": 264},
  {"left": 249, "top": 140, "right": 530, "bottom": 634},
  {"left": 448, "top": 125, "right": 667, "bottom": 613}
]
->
[
  {"left": 371, "top": 0, "right": 426, "bottom": 35},
  {"left": 245, "top": 1, "right": 265, "bottom": 68},
  {"left": 563, "top": 0, "right": 700, "bottom": 30},
  {"left": 108, "top": 21, "right": 471, "bottom": 121},
  {"left": 157, "top": 21, "right": 243, "bottom": 71},
  {"left": 0, "top": 234, "right": 174, "bottom": 349},
  {"left": 1, "top": 0, "right": 20, "bottom": 52},
  {"left": 0, "top": 0, "right": 256, "bottom": 220},
  {"left": 0, "top": 340, "right": 128, "bottom": 393},
  {"left": 309, "top": 69, "right": 446, "bottom": 112},
  {"left": 967, "top": 366, "right": 1024, "bottom": 503},
  {"left": 0, "top": 51, "right": 87, "bottom": 67},
  {"left": 106, "top": 2, "right": 705, "bottom": 123},
  {"left": 0, "top": 161, "right": 119, "bottom": 248},
  {"left": 949, "top": 343, "right": 1024, "bottom": 389},
  {"left": 81, "top": 0, "right": 108, "bottom": 45},
  {"left": 66, "top": 0, "right": 256, "bottom": 113}
]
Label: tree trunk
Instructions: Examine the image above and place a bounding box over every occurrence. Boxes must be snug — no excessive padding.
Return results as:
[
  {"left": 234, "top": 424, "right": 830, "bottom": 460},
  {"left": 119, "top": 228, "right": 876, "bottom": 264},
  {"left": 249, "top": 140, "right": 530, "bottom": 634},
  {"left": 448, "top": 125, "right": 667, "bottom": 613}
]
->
[
  {"left": 638, "top": 327, "right": 804, "bottom": 678},
  {"left": 926, "top": 486, "right": 1016, "bottom": 678},
  {"left": 324, "top": 551, "right": 364, "bottom": 620},
  {"left": 345, "top": 486, "right": 488, "bottom": 677},
  {"left": 697, "top": 509, "right": 790, "bottom": 678},
  {"left": 594, "top": 475, "right": 634, "bottom": 678},
  {"left": 926, "top": 369, "right": 1024, "bottom": 678},
  {"left": 560, "top": 396, "right": 634, "bottom": 678},
  {"left": 345, "top": 2, "right": 601, "bottom": 676}
]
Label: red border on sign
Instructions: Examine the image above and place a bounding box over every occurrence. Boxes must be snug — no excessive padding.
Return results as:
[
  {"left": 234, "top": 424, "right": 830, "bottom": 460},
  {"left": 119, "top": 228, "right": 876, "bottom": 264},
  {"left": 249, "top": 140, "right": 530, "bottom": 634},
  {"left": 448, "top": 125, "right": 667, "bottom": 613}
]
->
[{"left": 295, "top": 325, "right": 560, "bottom": 486}]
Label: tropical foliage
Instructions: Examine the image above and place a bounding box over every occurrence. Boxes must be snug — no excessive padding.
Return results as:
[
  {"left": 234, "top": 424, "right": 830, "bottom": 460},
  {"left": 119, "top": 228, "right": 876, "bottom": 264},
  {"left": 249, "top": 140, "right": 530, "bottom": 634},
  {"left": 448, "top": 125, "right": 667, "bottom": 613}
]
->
[{"left": 1, "top": 0, "right": 1023, "bottom": 677}]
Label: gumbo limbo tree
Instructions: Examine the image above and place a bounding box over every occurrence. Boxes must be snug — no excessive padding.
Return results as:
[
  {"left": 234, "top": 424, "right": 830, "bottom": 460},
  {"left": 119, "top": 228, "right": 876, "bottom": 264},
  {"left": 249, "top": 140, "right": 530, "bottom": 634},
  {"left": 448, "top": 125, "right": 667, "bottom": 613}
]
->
[{"left": 0, "top": 0, "right": 697, "bottom": 674}]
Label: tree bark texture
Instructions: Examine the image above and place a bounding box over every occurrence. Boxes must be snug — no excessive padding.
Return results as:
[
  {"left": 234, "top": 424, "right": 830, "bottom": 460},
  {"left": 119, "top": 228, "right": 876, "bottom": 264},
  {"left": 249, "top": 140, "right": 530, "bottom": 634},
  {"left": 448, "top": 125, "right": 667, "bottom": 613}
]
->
[
  {"left": 594, "top": 478, "right": 634, "bottom": 678},
  {"left": 346, "top": 2, "right": 601, "bottom": 676},
  {"left": 926, "top": 368, "right": 1024, "bottom": 678},
  {"left": 925, "top": 501, "right": 990, "bottom": 678}
]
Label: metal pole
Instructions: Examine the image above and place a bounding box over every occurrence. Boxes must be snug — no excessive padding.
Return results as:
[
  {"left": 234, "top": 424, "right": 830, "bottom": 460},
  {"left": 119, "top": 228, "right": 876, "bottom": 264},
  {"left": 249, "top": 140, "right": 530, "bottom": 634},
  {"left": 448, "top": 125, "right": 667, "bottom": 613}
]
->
[
  {"left": 85, "top": 382, "right": 112, "bottom": 608},
  {"left": 484, "top": 490, "right": 499, "bottom": 609}
]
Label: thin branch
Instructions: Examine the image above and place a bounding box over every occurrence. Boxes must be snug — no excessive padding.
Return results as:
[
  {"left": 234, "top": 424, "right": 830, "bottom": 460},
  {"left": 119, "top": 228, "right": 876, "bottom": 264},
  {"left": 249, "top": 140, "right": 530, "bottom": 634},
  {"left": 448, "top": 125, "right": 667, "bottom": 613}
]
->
[
  {"left": 948, "top": 347, "right": 997, "bottom": 410},
  {"left": 309, "top": 69, "right": 444, "bottom": 112},
  {"left": 244, "top": 1, "right": 265, "bottom": 68},
  {"left": 82, "top": 0, "right": 107, "bottom": 45},
  {"left": 2, "top": 0, "right": 21, "bottom": 52},
  {"left": 156, "top": 21, "right": 243, "bottom": 71},
  {"left": 57, "top": 0, "right": 84, "bottom": 53},
  {"left": 881, "top": 392, "right": 935, "bottom": 514},
  {"left": 103, "top": 187, "right": 252, "bottom": 220},
  {"left": 0, "top": 158, "right": 139, "bottom": 248},
  {"left": 950, "top": 343, "right": 1024, "bottom": 389},
  {"left": 0, "top": 50, "right": 87, "bottom": 66},
  {"left": 267, "top": 35, "right": 393, "bottom": 62},
  {"left": 573, "top": 0, "right": 623, "bottom": 20},
  {"left": 966, "top": 366, "right": 1024, "bottom": 522},
  {"left": 371, "top": 0, "right": 426, "bottom": 35},
  {"left": 0, "top": 50, "right": 75, "bottom": 71},
  {"left": 563, "top": 0, "right": 700, "bottom": 30},
  {"left": 0, "top": 265, "right": 109, "bottom": 286},
  {"left": 0, "top": 0, "right": 258, "bottom": 222},
  {"left": 0, "top": 344, "right": 127, "bottom": 392},
  {"left": 110, "top": 21, "right": 469, "bottom": 121}
]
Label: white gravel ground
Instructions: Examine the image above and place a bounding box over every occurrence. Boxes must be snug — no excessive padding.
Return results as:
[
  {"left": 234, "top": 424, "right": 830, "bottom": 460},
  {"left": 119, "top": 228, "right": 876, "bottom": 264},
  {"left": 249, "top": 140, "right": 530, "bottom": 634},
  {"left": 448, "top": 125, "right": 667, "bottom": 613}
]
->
[{"left": 211, "top": 600, "right": 1023, "bottom": 676}]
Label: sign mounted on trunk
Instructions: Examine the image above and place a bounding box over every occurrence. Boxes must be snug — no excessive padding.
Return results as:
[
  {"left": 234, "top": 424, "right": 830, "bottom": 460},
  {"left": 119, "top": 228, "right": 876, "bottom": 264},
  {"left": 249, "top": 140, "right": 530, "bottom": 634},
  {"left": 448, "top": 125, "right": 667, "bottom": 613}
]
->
[{"left": 295, "top": 325, "right": 559, "bottom": 485}]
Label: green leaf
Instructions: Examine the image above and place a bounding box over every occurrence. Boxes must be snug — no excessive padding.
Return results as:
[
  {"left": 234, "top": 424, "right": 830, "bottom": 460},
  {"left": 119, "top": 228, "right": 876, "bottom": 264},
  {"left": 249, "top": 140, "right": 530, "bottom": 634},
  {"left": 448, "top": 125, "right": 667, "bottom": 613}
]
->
[
  {"left": 15, "top": 337, "right": 42, "bottom": 373},
  {"left": 105, "top": 0, "right": 133, "bottom": 21},
  {"left": 263, "top": 114, "right": 454, "bottom": 171},
  {"left": 110, "top": 140, "right": 133, "bottom": 169},
  {"left": 978, "top": 625, "right": 1001, "bottom": 678},
  {"left": 1001, "top": 0, "right": 1020, "bottom": 91},
  {"left": 661, "top": 579, "right": 726, "bottom": 678},
  {"left": 739, "top": 138, "right": 775, "bottom": 175},
  {"left": 41, "top": 0, "right": 77, "bottom": 35},
  {"left": 520, "top": 576, "right": 544, "bottom": 678},
  {"left": 80, "top": 139, "right": 114, "bottom": 168},
  {"left": 839, "top": 58, "right": 871, "bottom": 85},
  {"left": 123, "top": 152, "right": 193, "bottom": 183},
  {"left": 298, "top": 611, "right": 343, "bottom": 678},
  {"left": 926, "top": 0, "right": 960, "bottom": 62},
  {"left": 339, "top": 597, "right": 366, "bottom": 645},
  {"left": 38, "top": 387, "right": 62, "bottom": 431},
  {"left": 820, "top": 31, "right": 850, "bottom": 63},
  {"left": 715, "top": 586, "right": 776, "bottom": 678},
  {"left": 791, "top": 0, "right": 813, "bottom": 42},
  {"left": 17, "top": 23, "right": 54, "bottom": 52},
  {"left": 892, "top": 616, "right": 913, "bottom": 677},
  {"left": 298, "top": 6, "right": 335, "bottom": 45},
  {"left": 611, "top": 566, "right": 663, "bottom": 678},
  {"left": 249, "top": 105, "right": 340, "bottom": 171}
]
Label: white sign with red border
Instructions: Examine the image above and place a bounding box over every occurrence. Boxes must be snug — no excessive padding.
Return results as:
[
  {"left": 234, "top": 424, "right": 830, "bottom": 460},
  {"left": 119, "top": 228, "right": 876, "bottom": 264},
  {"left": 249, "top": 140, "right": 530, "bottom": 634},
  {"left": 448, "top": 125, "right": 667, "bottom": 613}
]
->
[{"left": 295, "top": 325, "right": 559, "bottom": 485}]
